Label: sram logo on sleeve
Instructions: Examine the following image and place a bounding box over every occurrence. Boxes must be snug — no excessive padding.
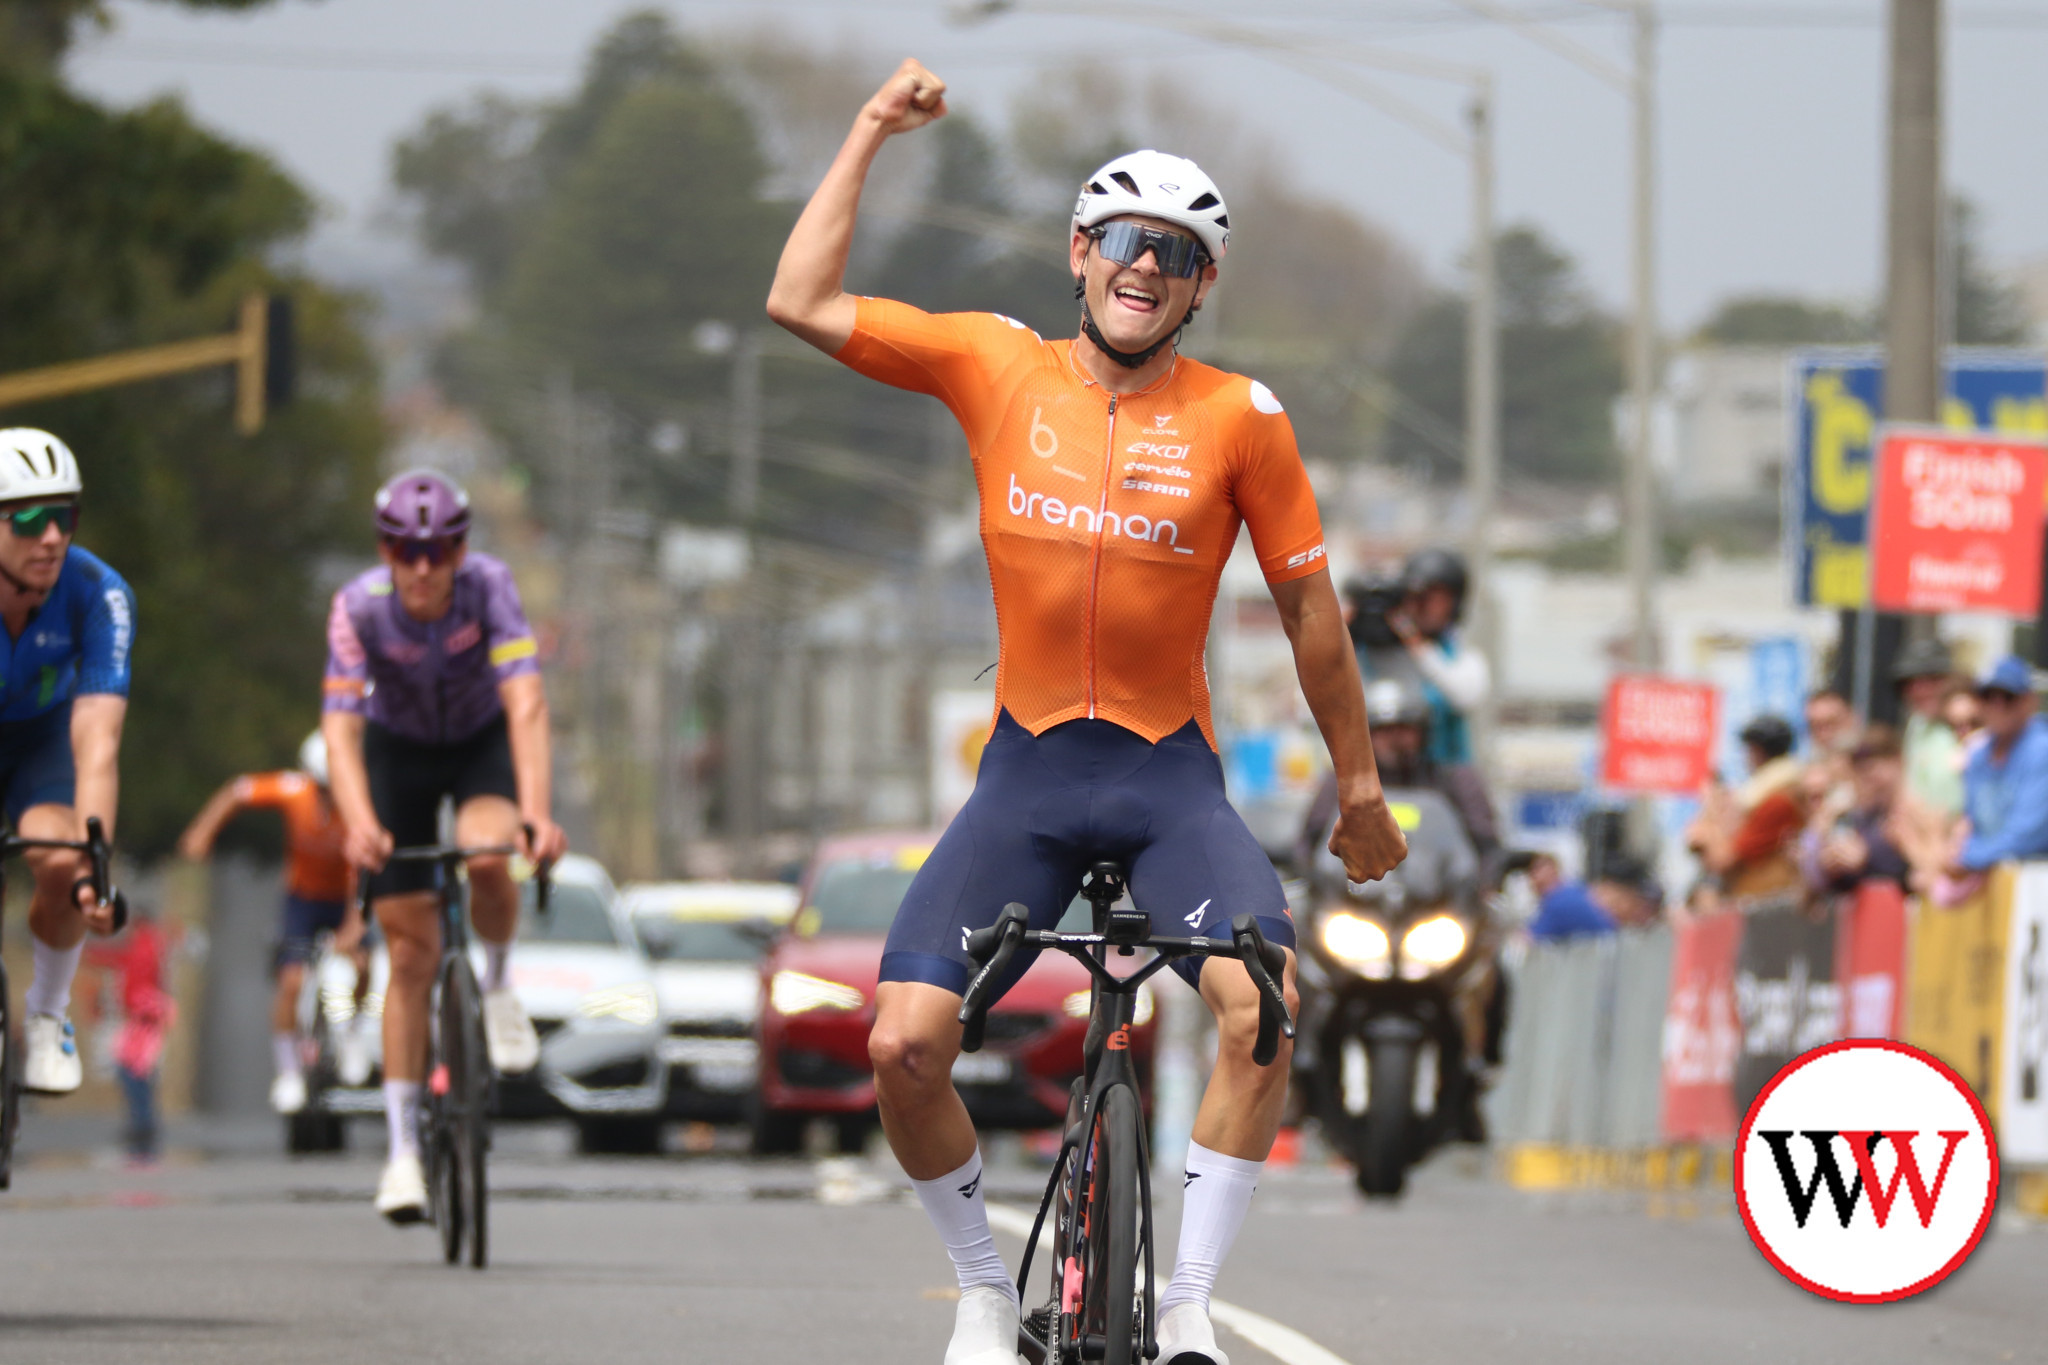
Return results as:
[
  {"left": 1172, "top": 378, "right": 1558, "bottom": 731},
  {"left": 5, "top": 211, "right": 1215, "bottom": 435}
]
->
[{"left": 1735, "top": 1039, "right": 1998, "bottom": 1303}]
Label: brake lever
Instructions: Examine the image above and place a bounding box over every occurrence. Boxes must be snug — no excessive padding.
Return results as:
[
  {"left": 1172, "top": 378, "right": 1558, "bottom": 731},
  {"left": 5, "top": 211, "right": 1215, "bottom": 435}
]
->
[
  {"left": 523, "top": 822, "right": 553, "bottom": 915},
  {"left": 958, "top": 904, "right": 1029, "bottom": 1053},
  {"left": 1231, "top": 914, "right": 1295, "bottom": 1067},
  {"left": 78, "top": 816, "right": 127, "bottom": 932}
]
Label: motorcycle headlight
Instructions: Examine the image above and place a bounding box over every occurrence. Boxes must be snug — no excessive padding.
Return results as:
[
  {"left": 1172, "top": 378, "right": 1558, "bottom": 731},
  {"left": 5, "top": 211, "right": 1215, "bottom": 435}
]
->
[
  {"left": 1398, "top": 914, "right": 1468, "bottom": 978},
  {"left": 770, "top": 970, "right": 865, "bottom": 1015},
  {"left": 1320, "top": 912, "right": 1393, "bottom": 978},
  {"left": 577, "top": 982, "right": 659, "bottom": 1028}
]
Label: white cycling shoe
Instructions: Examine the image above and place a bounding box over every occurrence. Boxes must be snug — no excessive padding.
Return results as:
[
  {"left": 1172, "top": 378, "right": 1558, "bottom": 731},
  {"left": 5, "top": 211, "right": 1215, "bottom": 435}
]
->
[
  {"left": 335, "top": 1022, "right": 375, "bottom": 1088},
  {"left": 945, "top": 1285, "right": 1024, "bottom": 1365},
  {"left": 23, "top": 1014, "right": 81, "bottom": 1094},
  {"left": 482, "top": 987, "right": 540, "bottom": 1074},
  {"left": 1156, "top": 1303, "right": 1228, "bottom": 1365},
  {"left": 270, "top": 1070, "right": 308, "bottom": 1115},
  {"left": 375, "top": 1151, "right": 428, "bottom": 1224}
]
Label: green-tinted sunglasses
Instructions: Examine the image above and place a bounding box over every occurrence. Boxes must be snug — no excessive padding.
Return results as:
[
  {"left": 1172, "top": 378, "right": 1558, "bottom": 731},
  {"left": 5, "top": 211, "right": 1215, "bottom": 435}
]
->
[{"left": 5, "top": 503, "right": 79, "bottom": 538}]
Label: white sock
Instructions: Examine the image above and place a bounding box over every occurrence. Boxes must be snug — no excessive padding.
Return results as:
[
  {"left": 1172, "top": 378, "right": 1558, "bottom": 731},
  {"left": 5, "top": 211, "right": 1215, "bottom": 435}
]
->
[
  {"left": 910, "top": 1149, "right": 1016, "bottom": 1306},
  {"left": 1158, "top": 1141, "right": 1264, "bottom": 1318},
  {"left": 384, "top": 1080, "right": 421, "bottom": 1158},
  {"left": 24, "top": 936, "right": 84, "bottom": 1018},
  {"left": 273, "top": 1033, "right": 302, "bottom": 1079},
  {"left": 480, "top": 939, "right": 511, "bottom": 992}
]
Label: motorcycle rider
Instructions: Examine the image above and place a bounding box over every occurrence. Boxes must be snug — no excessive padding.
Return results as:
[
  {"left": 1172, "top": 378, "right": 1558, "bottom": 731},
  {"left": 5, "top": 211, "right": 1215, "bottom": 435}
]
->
[{"left": 1383, "top": 549, "right": 1489, "bottom": 769}]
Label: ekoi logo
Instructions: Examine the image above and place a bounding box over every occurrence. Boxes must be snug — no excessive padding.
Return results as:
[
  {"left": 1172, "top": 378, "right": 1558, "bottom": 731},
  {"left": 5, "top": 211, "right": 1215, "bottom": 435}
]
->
[{"left": 1735, "top": 1039, "right": 1998, "bottom": 1303}]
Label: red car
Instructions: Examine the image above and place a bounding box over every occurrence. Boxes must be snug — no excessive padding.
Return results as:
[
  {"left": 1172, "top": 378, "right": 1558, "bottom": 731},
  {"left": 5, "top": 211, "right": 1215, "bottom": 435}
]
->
[{"left": 751, "top": 830, "right": 1156, "bottom": 1154}]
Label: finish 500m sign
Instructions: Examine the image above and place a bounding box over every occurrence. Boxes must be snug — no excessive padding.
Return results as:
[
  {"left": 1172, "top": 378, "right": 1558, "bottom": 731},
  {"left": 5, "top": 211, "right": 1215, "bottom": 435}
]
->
[{"left": 1736, "top": 1040, "right": 1998, "bottom": 1302}]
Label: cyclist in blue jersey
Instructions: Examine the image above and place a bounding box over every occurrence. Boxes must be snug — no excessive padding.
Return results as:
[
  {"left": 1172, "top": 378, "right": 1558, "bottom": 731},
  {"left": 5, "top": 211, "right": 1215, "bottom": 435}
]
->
[
  {"left": 0, "top": 429, "right": 135, "bottom": 1095},
  {"left": 322, "top": 468, "right": 567, "bottom": 1222}
]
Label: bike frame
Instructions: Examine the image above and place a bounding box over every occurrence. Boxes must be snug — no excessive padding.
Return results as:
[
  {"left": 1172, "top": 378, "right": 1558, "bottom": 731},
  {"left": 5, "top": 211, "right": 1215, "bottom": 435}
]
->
[{"left": 959, "top": 863, "right": 1292, "bottom": 1365}]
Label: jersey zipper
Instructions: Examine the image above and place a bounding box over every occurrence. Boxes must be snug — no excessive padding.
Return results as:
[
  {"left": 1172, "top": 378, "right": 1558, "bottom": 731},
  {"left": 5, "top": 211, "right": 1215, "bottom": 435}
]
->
[{"left": 1084, "top": 394, "right": 1117, "bottom": 719}]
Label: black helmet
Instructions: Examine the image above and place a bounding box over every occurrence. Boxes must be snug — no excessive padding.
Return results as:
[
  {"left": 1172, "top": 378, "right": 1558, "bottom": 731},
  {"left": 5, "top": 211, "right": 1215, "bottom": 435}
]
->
[
  {"left": 1890, "top": 637, "right": 1953, "bottom": 685},
  {"left": 1363, "top": 678, "right": 1432, "bottom": 730},
  {"left": 1737, "top": 714, "right": 1796, "bottom": 761},
  {"left": 1402, "top": 547, "right": 1469, "bottom": 618}
]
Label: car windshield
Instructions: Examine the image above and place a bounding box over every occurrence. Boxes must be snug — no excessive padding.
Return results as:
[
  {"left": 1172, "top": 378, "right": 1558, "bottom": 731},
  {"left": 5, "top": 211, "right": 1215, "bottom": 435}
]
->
[
  {"left": 807, "top": 858, "right": 923, "bottom": 934},
  {"left": 635, "top": 917, "right": 764, "bottom": 962},
  {"left": 515, "top": 880, "right": 619, "bottom": 946}
]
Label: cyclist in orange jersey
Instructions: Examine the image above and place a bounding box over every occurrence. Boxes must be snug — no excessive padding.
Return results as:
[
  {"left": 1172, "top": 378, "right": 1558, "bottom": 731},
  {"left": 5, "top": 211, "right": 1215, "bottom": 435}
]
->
[
  {"left": 769, "top": 60, "right": 1408, "bottom": 1365},
  {"left": 179, "top": 732, "right": 361, "bottom": 1116}
]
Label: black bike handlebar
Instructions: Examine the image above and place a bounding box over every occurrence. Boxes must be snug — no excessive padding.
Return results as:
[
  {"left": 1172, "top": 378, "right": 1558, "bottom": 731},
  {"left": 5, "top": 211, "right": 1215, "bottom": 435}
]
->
[
  {"left": 8, "top": 817, "right": 127, "bottom": 933},
  {"left": 955, "top": 903, "right": 1296, "bottom": 1065},
  {"left": 356, "top": 833, "right": 555, "bottom": 917}
]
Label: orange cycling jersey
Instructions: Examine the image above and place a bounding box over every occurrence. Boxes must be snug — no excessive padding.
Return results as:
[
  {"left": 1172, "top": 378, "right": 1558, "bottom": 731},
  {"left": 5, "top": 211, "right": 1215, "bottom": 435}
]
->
[
  {"left": 838, "top": 298, "right": 1327, "bottom": 747},
  {"left": 229, "top": 771, "right": 351, "bottom": 903}
]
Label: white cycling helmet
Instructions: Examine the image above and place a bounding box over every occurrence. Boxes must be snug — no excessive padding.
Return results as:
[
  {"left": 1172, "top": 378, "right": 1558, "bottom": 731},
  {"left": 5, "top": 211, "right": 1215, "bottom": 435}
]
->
[
  {"left": 0, "top": 429, "right": 83, "bottom": 503},
  {"left": 1072, "top": 150, "right": 1230, "bottom": 263},
  {"left": 298, "top": 731, "right": 329, "bottom": 787}
]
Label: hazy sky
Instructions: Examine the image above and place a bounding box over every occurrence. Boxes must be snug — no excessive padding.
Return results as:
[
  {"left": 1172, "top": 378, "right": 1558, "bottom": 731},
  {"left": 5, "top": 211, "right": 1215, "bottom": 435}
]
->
[{"left": 65, "top": 0, "right": 2048, "bottom": 330}]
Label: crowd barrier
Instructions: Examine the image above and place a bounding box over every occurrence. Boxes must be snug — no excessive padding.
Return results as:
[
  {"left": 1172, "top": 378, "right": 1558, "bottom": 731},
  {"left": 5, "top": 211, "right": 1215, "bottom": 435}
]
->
[{"left": 1488, "top": 862, "right": 2048, "bottom": 1189}]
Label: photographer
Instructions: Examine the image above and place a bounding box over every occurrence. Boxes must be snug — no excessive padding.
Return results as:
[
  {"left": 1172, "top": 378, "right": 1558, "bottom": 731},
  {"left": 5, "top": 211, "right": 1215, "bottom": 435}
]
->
[{"left": 1348, "top": 549, "right": 1491, "bottom": 768}]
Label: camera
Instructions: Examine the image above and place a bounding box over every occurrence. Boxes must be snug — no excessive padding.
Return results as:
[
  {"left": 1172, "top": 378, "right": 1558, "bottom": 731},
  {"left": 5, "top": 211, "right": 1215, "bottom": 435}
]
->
[{"left": 1342, "top": 574, "right": 1406, "bottom": 650}]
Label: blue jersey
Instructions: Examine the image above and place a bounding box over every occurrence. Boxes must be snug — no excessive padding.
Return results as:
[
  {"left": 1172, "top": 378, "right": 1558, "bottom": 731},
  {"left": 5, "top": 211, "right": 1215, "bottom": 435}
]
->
[{"left": 0, "top": 546, "right": 136, "bottom": 724}]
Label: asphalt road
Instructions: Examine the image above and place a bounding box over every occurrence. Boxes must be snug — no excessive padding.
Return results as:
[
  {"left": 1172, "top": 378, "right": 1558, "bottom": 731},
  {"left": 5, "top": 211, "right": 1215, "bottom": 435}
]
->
[{"left": 1, "top": 1114, "right": 2043, "bottom": 1365}]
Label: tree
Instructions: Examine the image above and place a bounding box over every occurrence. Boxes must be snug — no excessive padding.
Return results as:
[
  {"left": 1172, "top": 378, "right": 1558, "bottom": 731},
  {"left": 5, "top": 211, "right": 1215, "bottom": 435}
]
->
[
  {"left": 1696, "top": 295, "right": 1871, "bottom": 345},
  {"left": 1383, "top": 225, "right": 1624, "bottom": 485},
  {"left": 1950, "top": 197, "right": 2029, "bottom": 346},
  {"left": 0, "top": 7, "right": 385, "bottom": 855}
]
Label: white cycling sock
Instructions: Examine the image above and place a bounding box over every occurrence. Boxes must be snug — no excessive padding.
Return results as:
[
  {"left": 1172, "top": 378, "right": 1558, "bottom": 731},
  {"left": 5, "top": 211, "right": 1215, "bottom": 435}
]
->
[
  {"left": 384, "top": 1080, "right": 421, "bottom": 1158},
  {"left": 1158, "top": 1141, "right": 1264, "bottom": 1318},
  {"left": 910, "top": 1148, "right": 1016, "bottom": 1306},
  {"left": 480, "top": 939, "right": 511, "bottom": 992},
  {"left": 273, "top": 1032, "right": 302, "bottom": 1080},
  {"left": 24, "top": 936, "right": 83, "bottom": 1018}
]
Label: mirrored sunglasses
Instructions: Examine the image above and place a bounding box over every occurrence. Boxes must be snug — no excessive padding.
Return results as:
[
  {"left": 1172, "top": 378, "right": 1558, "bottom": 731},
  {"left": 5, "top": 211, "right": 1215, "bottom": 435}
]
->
[
  {"left": 381, "top": 533, "right": 464, "bottom": 566},
  {"left": 5, "top": 503, "right": 79, "bottom": 539},
  {"left": 1088, "top": 221, "right": 1208, "bottom": 279}
]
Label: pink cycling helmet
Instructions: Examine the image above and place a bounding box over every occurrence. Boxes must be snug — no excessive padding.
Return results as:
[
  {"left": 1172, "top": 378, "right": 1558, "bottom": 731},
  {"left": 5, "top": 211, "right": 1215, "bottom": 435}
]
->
[{"left": 374, "top": 468, "right": 471, "bottom": 540}]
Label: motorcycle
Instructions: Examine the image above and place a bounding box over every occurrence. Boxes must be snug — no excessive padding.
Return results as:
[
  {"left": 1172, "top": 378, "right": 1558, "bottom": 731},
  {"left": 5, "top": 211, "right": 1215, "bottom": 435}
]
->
[{"left": 1299, "top": 786, "right": 1496, "bottom": 1197}]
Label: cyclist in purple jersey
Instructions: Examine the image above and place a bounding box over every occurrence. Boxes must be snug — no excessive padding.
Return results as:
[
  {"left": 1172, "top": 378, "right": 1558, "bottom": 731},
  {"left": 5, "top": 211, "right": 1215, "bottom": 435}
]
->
[{"left": 320, "top": 468, "right": 568, "bottom": 1224}]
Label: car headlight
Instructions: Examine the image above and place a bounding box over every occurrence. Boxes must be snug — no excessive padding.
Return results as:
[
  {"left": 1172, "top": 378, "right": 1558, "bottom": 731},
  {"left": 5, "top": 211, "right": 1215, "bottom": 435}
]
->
[
  {"left": 1320, "top": 912, "right": 1393, "bottom": 977},
  {"left": 1399, "top": 914, "right": 1468, "bottom": 978},
  {"left": 770, "top": 970, "right": 865, "bottom": 1015},
  {"left": 577, "top": 982, "right": 659, "bottom": 1028},
  {"left": 1062, "top": 984, "right": 1154, "bottom": 1026}
]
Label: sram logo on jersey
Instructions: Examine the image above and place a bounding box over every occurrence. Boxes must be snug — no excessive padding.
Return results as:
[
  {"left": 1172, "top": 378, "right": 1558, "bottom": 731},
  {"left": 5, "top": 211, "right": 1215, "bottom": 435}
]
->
[
  {"left": 1007, "top": 474, "right": 1186, "bottom": 549},
  {"left": 1285, "top": 544, "right": 1326, "bottom": 570},
  {"left": 1735, "top": 1039, "right": 1997, "bottom": 1303}
]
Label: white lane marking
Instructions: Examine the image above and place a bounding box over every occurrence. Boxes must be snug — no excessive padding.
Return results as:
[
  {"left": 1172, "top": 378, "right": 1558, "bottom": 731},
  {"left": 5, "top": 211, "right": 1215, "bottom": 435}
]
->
[{"left": 985, "top": 1203, "right": 1356, "bottom": 1365}]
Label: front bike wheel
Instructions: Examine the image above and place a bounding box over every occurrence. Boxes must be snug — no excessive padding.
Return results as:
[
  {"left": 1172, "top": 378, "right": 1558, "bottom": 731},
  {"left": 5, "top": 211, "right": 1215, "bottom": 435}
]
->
[
  {"left": 1073, "top": 1084, "right": 1140, "bottom": 1365},
  {"left": 439, "top": 956, "right": 491, "bottom": 1269}
]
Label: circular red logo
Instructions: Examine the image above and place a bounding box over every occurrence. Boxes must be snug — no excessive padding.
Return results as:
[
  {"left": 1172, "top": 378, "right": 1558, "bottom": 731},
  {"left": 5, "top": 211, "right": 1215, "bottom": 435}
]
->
[{"left": 1735, "top": 1039, "right": 1999, "bottom": 1303}]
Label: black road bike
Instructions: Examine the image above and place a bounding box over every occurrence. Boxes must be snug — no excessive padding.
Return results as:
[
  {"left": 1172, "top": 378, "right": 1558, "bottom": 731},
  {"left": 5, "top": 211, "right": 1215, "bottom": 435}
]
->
[
  {"left": 958, "top": 862, "right": 1293, "bottom": 1365},
  {"left": 0, "top": 817, "right": 126, "bottom": 1190},
  {"left": 362, "top": 838, "right": 549, "bottom": 1268}
]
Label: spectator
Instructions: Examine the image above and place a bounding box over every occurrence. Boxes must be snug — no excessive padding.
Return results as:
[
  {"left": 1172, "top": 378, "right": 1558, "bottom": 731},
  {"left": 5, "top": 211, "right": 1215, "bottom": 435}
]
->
[
  {"left": 1523, "top": 851, "right": 1615, "bottom": 941},
  {"left": 85, "top": 901, "right": 176, "bottom": 1164},
  {"left": 1893, "top": 638, "right": 1964, "bottom": 816},
  {"left": 1943, "top": 679, "right": 1985, "bottom": 754},
  {"left": 1802, "top": 687, "right": 1859, "bottom": 813},
  {"left": 1590, "top": 856, "right": 1663, "bottom": 929},
  {"left": 1949, "top": 656, "right": 2048, "bottom": 874},
  {"left": 1688, "top": 714, "right": 1808, "bottom": 897},
  {"left": 1804, "top": 724, "right": 1912, "bottom": 895}
]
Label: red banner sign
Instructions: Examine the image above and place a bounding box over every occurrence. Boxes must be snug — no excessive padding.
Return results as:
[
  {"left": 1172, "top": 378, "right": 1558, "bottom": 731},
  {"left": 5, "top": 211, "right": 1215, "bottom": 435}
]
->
[
  {"left": 1834, "top": 879, "right": 1908, "bottom": 1040},
  {"left": 1660, "top": 909, "right": 1745, "bottom": 1142},
  {"left": 1870, "top": 426, "right": 2048, "bottom": 617},
  {"left": 1601, "top": 675, "right": 1720, "bottom": 794}
]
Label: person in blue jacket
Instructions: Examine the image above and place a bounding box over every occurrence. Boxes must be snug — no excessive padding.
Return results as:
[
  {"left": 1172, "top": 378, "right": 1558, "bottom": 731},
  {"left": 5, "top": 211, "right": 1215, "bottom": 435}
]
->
[{"left": 1950, "top": 655, "right": 2048, "bottom": 873}]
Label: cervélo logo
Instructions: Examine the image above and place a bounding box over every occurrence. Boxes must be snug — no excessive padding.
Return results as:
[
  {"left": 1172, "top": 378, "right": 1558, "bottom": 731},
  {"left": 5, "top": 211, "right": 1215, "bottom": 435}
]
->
[{"left": 1735, "top": 1039, "right": 1998, "bottom": 1303}]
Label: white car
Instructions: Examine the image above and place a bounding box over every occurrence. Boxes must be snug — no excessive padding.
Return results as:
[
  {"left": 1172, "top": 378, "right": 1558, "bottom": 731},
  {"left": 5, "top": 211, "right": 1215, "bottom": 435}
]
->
[{"left": 622, "top": 881, "right": 798, "bottom": 1122}]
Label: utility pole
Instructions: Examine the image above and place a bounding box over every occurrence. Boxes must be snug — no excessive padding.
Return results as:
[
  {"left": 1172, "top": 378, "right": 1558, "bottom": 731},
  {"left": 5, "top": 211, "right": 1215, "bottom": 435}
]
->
[
  {"left": 724, "top": 329, "right": 766, "bottom": 872},
  {"left": 727, "top": 329, "right": 764, "bottom": 522},
  {"left": 1623, "top": 1, "right": 1660, "bottom": 669},
  {"left": 1464, "top": 84, "right": 1501, "bottom": 757},
  {"left": 1856, "top": 0, "right": 1944, "bottom": 715}
]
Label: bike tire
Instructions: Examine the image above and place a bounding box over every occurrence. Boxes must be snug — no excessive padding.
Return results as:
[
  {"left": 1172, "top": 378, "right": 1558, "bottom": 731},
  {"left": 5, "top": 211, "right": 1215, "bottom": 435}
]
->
[
  {"left": 1083, "top": 1084, "right": 1141, "bottom": 1365},
  {"left": 1357, "top": 1036, "right": 1416, "bottom": 1198},
  {"left": 440, "top": 957, "right": 491, "bottom": 1270},
  {"left": 0, "top": 960, "right": 16, "bottom": 1191},
  {"left": 429, "top": 961, "right": 465, "bottom": 1265}
]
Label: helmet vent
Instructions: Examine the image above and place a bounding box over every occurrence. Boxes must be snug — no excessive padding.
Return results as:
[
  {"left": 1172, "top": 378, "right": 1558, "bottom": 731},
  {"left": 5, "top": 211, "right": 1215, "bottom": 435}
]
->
[
  {"left": 1086, "top": 180, "right": 1109, "bottom": 196},
  {"left": 1186, "top": 192, "right": 1220, "bottom": 211},
  {"left": 1109, "top": 171, "right": 1141, "bottom": 196},
  {"left": 1215, "top": 214, "right": 1229, "bottom": 230}
]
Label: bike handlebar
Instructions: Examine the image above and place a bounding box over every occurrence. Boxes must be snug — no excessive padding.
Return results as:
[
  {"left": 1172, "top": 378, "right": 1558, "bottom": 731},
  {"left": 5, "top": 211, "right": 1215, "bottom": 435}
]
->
[
  {"left": 7, "top": 817, "right": 127, "bottom": 933},
  {"left": 356, "top": 827, "right": 555, "bottom": 917},
  {"left": 956, "top": 904, "right": 1295, "bottom": 1065}
]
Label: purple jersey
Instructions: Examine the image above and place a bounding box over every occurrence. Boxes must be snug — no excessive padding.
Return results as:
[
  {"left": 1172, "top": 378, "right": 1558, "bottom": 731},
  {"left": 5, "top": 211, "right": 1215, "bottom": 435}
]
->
[{"left": 322, "top": 552, "right": 540, "bottom": 745}]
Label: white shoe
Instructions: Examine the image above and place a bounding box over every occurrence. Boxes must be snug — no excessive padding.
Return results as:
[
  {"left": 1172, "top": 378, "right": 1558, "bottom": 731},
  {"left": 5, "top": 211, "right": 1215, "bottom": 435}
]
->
[
  {"left": 23, "top": 1014, "right": 81, "bottom": 1094},
  {"left": 944, "top": 1284, "right": 1023, "bottom": 1365},
  {"left": 1156, "top": 1303, "right": 1228, "bottom": 1365},
  {"left": 271, "top": 1070, "right": 308, "bottom": 1115},
  {"left": 336, "top": 1023, "right": 374, "bottom": 1088},
  {"left": 375, "top": 1151, "right": 427, "bottom": 1224},
  {"left": 482, "top": 987, "right": 540, "bottom": 1074}
]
